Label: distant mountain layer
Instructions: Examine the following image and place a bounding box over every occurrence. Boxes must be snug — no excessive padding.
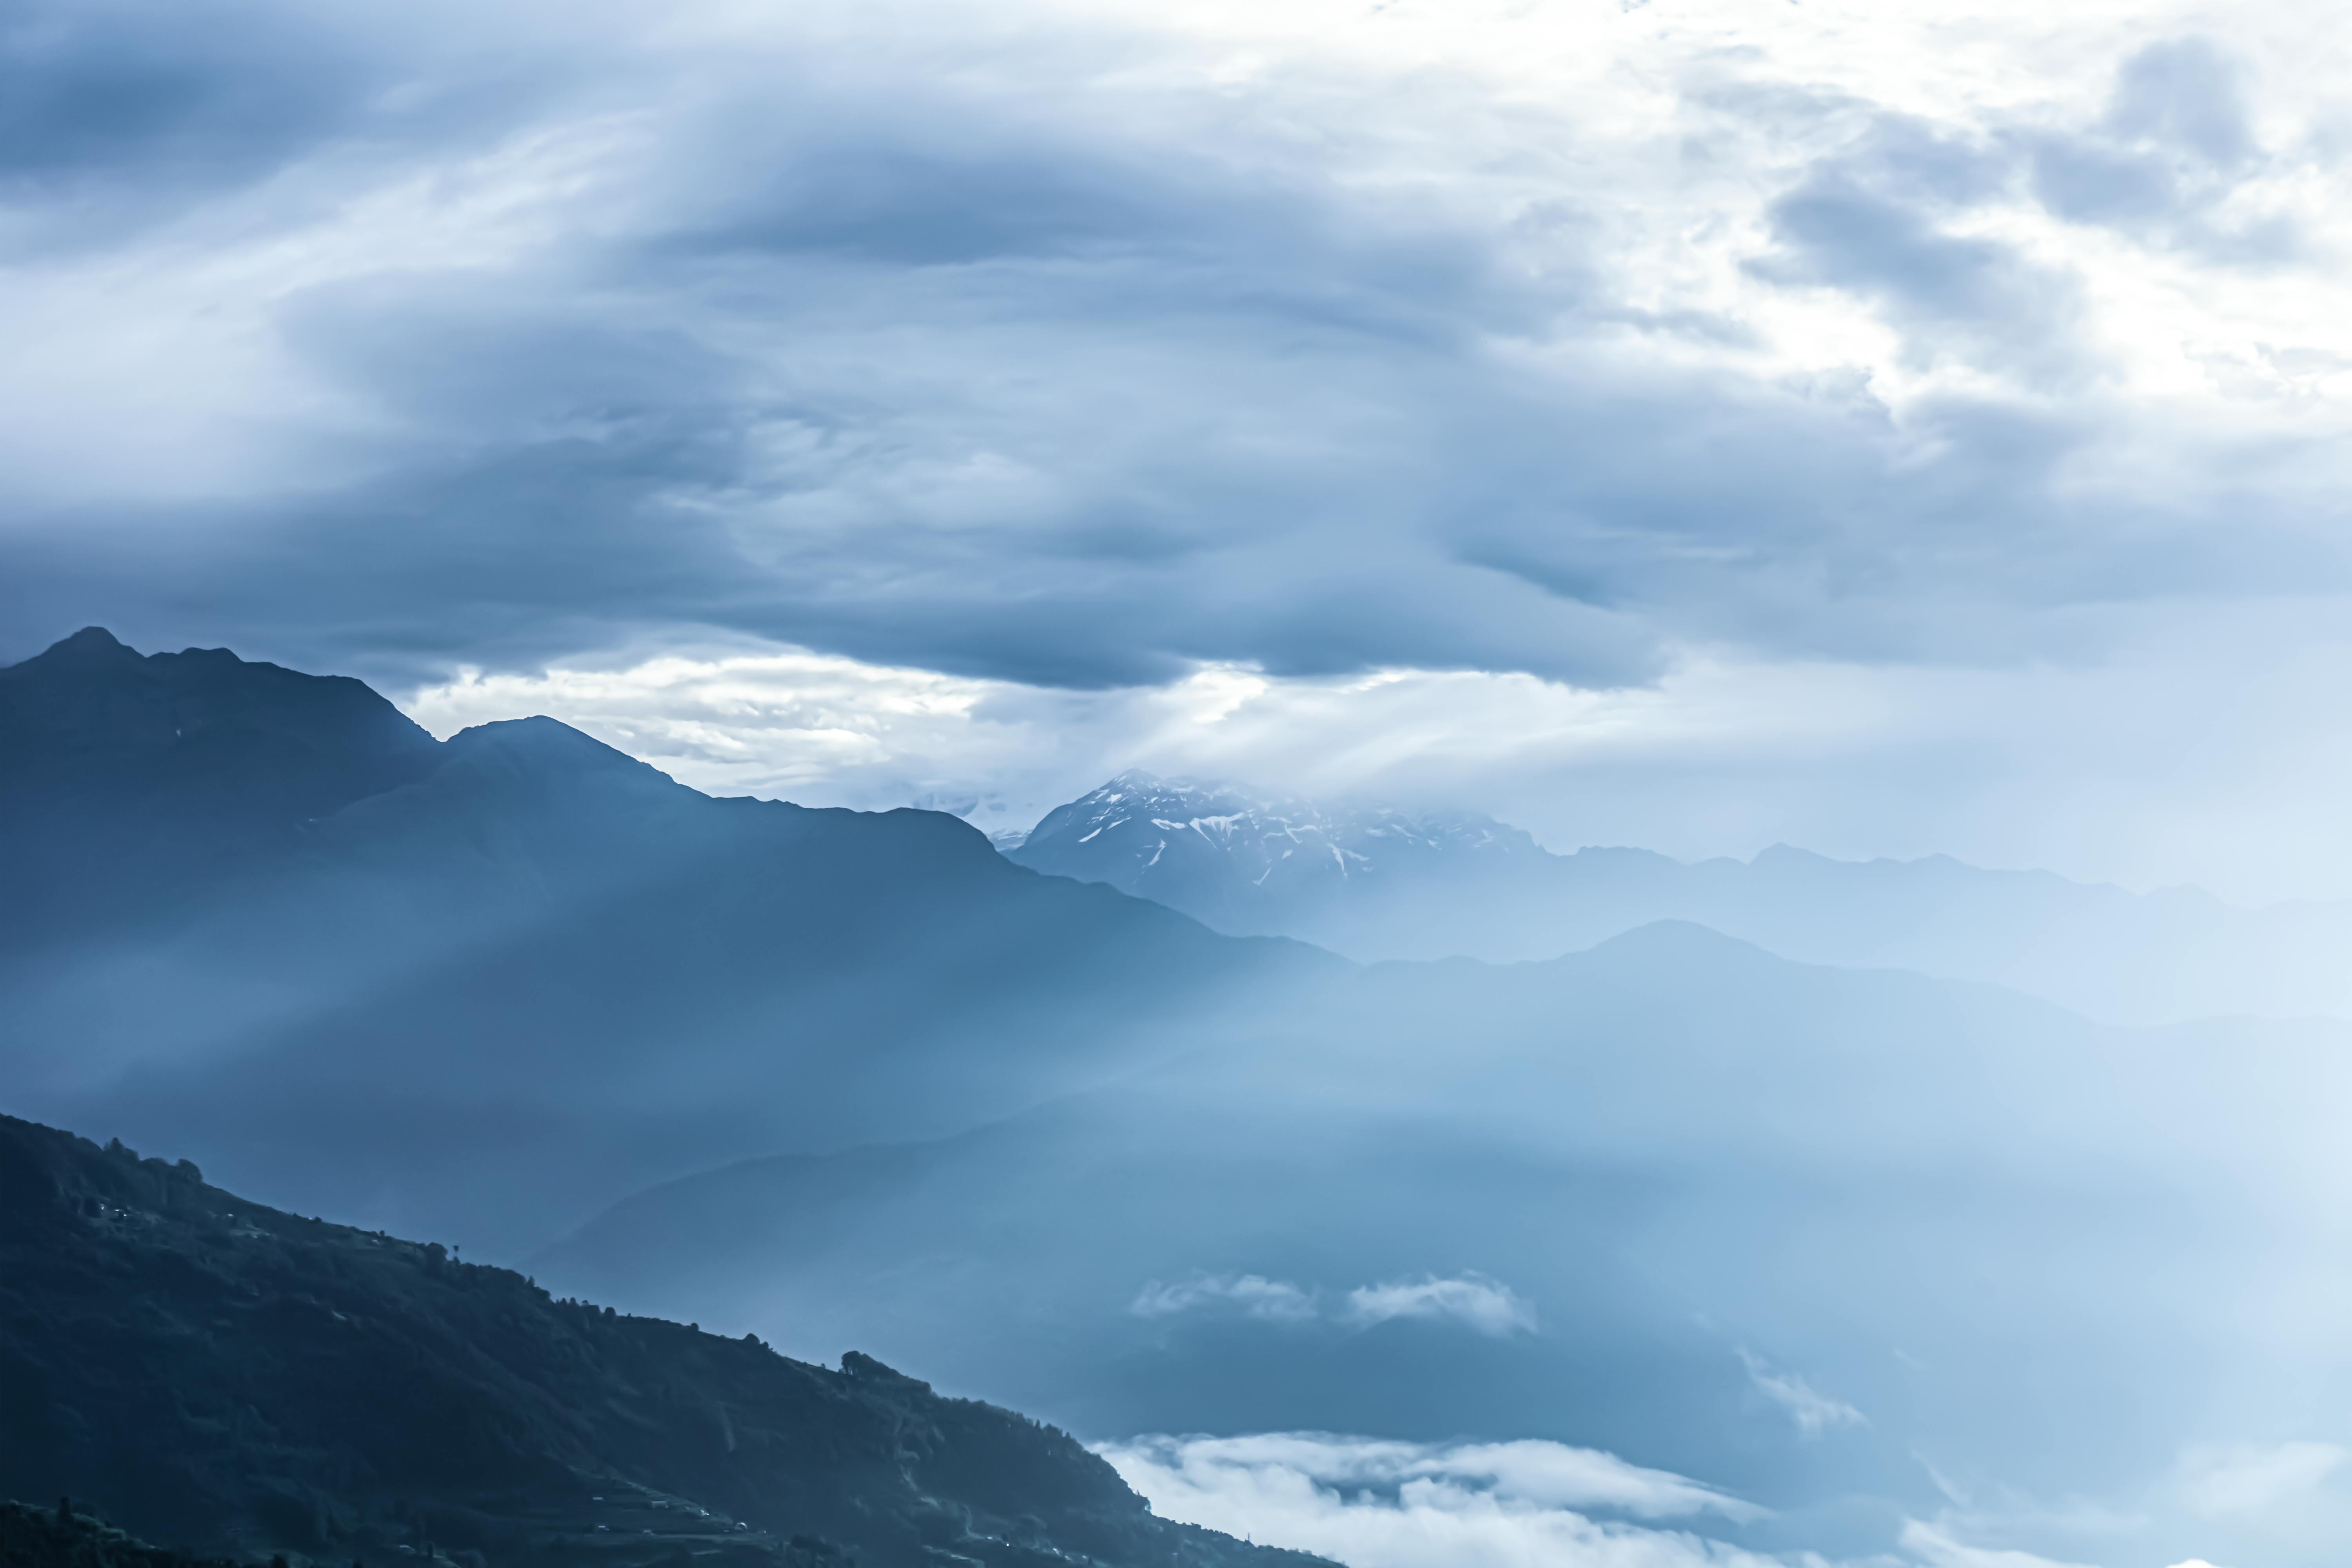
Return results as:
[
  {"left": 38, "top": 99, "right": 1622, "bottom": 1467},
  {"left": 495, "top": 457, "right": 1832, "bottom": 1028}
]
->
[
  {"left": 10, "top": 628, "right": 2350, "bottom": 1567},
  {"left": 1009, "top": 770, "right": 2352, "bottom": 1022},
  {"left": 0, "top": 632, "right": 1326, "bottom": 1256},
  {"left": 535, "top": 919, "right": 2352, "bottom": 1568},
  {"left": 1013, "top": 773, "right": 1539, "bottom": 923},
  {"left": 0, "top": 1112, "right": 1328, "bottom": 1568}
]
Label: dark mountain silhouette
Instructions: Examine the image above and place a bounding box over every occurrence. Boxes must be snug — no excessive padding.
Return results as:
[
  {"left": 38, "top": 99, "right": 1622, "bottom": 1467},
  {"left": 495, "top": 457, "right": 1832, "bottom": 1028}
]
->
[
  {"left": 0, "top": 628, "right": 444, "bottom": 947},
  {"left": 0, "top": 631, "right": 1332, "bottom": 1255},
  {"left": 0, "top": 1497, "right": 254, "bottom": 1568},
  {"left": 1009, "top": 770, "right": 2352, "bottom": 1023},
  {"left": 0, "top": 1112, "right": 1330, "bottom": 1568}
]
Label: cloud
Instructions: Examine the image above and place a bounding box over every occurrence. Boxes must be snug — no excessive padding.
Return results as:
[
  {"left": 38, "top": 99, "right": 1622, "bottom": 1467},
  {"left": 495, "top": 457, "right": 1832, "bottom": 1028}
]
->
[
  {"left": 1103, "top": 1432, "right": 2158, "bottom": 1568},
  {"left": 385, "top": 598, "right": 2352, "bottom": 910},
  {"left": 1, "top": 0, "right": 2350, "bottom": 926},
  {"left": 1343, "top": 1273, "right": 1537, "bottom": 1337},
  {"left": 1131, "top": 1271, "right": 1534, "bottom": 1336},
  {"left": 1751, "top": 167, "right": 2085, "bottom": 384},
  {"left": 1131, "top": 1274, "right": 1319, "bottom": 1324},
  {"left": 1096, "top": 1431, "right": 1774, "bottom": 1568},
  {"left": 1896, "top": 1519, "right": 2100, "bottom": 1568},
  {"left": 2175, "top": 1441, "right": 2350, "bottom": 1516},
  {"left": 4, "top": 0, "right": 2348, "bottom": 695},
  {"left": 4, "top": 0, "right": 2349, "bottom": 912},
  {"left": 1737, "top": 1349, "right": 1867, "bottom": 1437},
  {"left": 1104, "top": 1430, "right": 2175, "bottom": 1568},
  {"left": 2020, "top": 38, "right": 2301, "bottom": 263}
]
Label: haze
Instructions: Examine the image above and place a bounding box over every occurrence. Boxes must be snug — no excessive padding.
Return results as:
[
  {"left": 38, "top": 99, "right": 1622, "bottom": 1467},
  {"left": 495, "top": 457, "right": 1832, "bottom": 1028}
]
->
[{"left": 5, "top": 4, "right": 2352, "bottom": 1568}]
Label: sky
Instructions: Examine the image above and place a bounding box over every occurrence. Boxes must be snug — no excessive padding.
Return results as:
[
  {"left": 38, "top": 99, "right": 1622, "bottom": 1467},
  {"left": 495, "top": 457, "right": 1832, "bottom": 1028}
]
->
[{"left": 6, "top": 0, "right": 2352, "bottom": 900}]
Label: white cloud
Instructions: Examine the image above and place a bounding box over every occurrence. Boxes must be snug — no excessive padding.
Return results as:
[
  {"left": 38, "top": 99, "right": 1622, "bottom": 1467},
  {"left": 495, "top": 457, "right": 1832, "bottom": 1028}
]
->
[
  {"left": 1097, "top": 1431, "right": 1779, "bottom": 1568},
  {"left": 391, "top": 601, "right": 2352, "bottom": 912},
  {"left": 2176, "top": 1440, "right": 2350, "bottom": 1516},
  {"left": 1130, "top": 1271, "right": 1535, "bottom": 1336},
  {"left": 1343, "top": 1273, "right": 1537, "bottom": 1338},
  {"left": 1896, "top": 1519, "right": 2101, "bottom": 1568},
  {"left": 1106, "top": 1433, "right": 2233, "bottom": 1568},
  {"left": 1131, "top": 1273, "right": 1320, "bottom": 1323},
  {"left": 1737, "top": 1350, "right": 1867, "bottom": 1437}
]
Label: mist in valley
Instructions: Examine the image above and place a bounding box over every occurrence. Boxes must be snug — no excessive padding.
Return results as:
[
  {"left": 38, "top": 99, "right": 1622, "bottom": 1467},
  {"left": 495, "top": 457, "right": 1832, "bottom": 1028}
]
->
[{"left": 9, "top": 2, "right": 2352, "bottom": 1566}]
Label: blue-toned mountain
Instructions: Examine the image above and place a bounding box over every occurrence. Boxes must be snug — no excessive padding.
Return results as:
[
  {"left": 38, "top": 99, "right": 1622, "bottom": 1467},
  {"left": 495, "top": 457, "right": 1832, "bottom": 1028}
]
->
[
  {"left": 0, "top": 632, "right": 1327, "bottom": 1256},
  {"left": 1011, "top": 770, "right": 2352, "bottom": 1024},
  {"left": 1011, "top": 771, "right": 1542, "bottom": 933}
]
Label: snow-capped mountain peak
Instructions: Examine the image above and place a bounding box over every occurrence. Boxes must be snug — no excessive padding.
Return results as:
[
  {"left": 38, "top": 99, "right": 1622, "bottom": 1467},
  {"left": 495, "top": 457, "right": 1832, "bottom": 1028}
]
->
[{"left": 1007, "top": 770, "right": 1541, "bottom": 918}]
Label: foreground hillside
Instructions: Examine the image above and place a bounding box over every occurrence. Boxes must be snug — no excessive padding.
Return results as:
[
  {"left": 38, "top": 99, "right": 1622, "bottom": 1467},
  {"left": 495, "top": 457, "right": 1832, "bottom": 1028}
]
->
[
  {"left": 0, "top": 1113, "right": 1329, "bottom": 1568},
  {"left": 0, "top": 1499, "right": 252, "bottom": 1568}
]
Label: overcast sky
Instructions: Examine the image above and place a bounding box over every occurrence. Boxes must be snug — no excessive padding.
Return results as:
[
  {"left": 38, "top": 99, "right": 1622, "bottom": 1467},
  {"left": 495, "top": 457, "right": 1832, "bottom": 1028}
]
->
[{"left": 7, "top": 0, "right": 2351, "bottom": 901}]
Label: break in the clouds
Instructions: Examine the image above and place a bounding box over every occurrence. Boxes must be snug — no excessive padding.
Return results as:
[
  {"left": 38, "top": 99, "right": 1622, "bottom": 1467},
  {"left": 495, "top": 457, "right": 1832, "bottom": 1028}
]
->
[
  {"left": 8, "top": 0, "right": 2352, "bottom": 897},
  {"left": 1130, "top": 1271, "right": 1535, "bottom": 1337}
]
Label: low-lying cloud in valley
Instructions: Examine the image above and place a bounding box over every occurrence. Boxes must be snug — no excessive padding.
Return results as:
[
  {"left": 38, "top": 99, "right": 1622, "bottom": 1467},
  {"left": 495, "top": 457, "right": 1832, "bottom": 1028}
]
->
[
  {"left": 1131, "top": 1272, "right": 1536, "bottom": 1337},
  {"left": 10, "top": 1, "right": 2352, "bottom": 1566},
  {"left": 1098, "top": 1432, "right": 1775, "bottom": 1568}
]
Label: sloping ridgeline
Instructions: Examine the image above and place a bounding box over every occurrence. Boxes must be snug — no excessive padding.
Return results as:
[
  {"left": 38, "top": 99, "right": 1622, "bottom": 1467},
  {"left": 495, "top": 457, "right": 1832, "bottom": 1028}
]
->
[
  {"left": 0, "top": 1114, "right": 1330, "bottom": 1568},
  {"left": 0, "top": 630, "right": 1332, "bottom": 1255},
  {"left": 1, "top": 1497, "right": 254, "bottom": 1568},
  {"left": 1005, "top": 769, "right": 2352, "bottom": 1024}
]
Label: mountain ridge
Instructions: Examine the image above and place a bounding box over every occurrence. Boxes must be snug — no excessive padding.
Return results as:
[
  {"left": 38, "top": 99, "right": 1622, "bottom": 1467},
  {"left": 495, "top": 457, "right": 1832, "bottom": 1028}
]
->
[
  {"left": 0, "top": 631, "right": 1336, "bottom": 1256},
  {"left": 0, "top": 1110, "right": 1330, "bottom": 1568},
  {"left": 1007, "top": 768, "right": 2352, "bottom": 1022}
]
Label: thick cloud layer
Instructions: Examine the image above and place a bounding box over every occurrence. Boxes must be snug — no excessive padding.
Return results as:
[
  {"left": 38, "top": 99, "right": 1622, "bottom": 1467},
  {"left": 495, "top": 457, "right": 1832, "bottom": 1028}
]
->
[{"left": 7, "top": 0, "right": 2348, "bottom": 894}]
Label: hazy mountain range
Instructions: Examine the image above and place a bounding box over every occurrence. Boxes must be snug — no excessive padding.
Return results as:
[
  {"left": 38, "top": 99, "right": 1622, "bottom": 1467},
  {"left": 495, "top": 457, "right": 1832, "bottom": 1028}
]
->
[
  {"left": 9, "top": 627, "right": 2352, "bottom": 1568},
  {"left": 1009, "top": 769, "right": 2352, "bottom": 1024},
  {"left": 532, "top": 917, "right": 2352, "bottom": 1563},
  {"left": 0, "top": 629, "right": 1322, "bottom": 1253}
]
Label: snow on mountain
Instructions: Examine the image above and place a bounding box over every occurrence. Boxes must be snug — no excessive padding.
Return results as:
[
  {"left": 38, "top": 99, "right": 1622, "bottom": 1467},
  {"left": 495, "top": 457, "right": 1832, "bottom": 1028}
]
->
[
  {"left": 1004, "top": 769, "right": 2352, "bottom": 1023},
  {"left": 1009, "top": 770, "right": 1542, "bottom": 925}
]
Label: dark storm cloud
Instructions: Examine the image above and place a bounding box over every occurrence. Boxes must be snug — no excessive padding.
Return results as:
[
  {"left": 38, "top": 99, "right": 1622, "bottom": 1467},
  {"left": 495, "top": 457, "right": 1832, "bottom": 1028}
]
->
[
  {"left": 0, "top": 0, "right": 568, "bottom": 256},
  {"left": 0, "top": 1, "right": 359, "bottom": 187},
  {"left": 0, "top": 5, "right": 2337, "bottom": 691}
]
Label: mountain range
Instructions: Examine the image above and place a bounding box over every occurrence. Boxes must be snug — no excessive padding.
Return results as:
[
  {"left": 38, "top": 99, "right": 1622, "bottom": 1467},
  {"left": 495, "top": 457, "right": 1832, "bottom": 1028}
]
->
[
  {"left": 1, "top": 630, "right": 1323, "bottom": 1254},
  {"left": 1008, "top": 769, "right": 2352, "bottom": 1023},
  {"left": 11, "top": 627, "right": 2352, "bottom": 1568},
  {"left": 530, "top": 914, "right": 2352, "bottom": 1563}
]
